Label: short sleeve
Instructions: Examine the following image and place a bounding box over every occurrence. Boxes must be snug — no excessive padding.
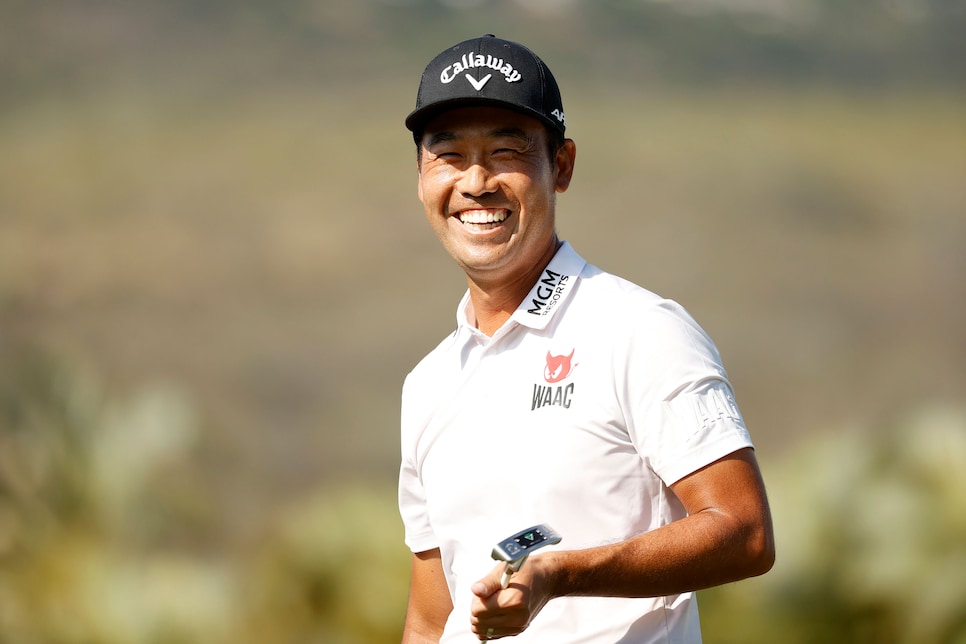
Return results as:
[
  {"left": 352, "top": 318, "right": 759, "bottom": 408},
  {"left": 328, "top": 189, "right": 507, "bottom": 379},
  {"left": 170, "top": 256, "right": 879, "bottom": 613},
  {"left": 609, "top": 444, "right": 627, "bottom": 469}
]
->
[
  {"left": 652, "top": 379, "right": 753, "bottom": 485},
  {"left": 398, "top": 455, "right": 439, "bottom": 553},
  {"left": 622, "top": 299, "right": 754, "bottom": 486}
]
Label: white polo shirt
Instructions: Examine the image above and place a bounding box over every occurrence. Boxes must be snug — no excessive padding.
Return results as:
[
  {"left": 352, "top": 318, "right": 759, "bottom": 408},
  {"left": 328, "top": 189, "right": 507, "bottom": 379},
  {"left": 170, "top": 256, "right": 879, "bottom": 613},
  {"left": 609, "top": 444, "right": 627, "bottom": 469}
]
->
[{"left": 398, "top": 242, "right": 753, "bottom": 643}]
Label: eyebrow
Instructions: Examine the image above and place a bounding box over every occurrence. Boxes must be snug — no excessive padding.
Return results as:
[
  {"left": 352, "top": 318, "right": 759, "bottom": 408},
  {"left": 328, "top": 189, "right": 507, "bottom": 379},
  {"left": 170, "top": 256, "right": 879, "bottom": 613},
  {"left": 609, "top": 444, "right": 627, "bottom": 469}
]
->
[
  {"left": 424, "top": 127, "right": 532, "bottom": 148},
  {"left": 425, "top": 131, "right": 458, "bottom": 147},
  {"left": 489, "top": 127, "right": 531, "bottom": 143}
]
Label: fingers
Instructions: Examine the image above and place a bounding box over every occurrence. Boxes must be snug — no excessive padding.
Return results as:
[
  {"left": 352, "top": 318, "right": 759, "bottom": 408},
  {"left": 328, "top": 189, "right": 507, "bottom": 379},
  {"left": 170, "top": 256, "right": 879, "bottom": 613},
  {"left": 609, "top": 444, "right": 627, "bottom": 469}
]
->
[
  {"left": 474, "top": 622, "right": 525, "bottom": 641},
  {"left": 471, "top": 562, "right": 507, "bottom": 599},
  {"left": 471, "top": 560, "right": 549, "bottom": 640},
  {"left": 470, "top": 579, "right": 529, "bottom": 640},
  {"left": 475, "top": 625, "right": 529, "bottom": 640}
]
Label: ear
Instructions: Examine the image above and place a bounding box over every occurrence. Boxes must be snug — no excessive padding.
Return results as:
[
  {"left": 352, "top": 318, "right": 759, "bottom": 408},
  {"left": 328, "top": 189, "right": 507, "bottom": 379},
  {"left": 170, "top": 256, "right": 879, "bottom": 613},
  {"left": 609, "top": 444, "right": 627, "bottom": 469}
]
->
[{"left": 553, "top": 139, "right": 577, "bottom": 193}]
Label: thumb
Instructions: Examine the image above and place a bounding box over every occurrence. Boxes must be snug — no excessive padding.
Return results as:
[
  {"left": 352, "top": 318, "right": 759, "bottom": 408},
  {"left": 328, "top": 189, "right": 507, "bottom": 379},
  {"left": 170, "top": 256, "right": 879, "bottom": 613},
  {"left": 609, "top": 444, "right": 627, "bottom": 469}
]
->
[{"left": 471, "top": 563, "right": 507, "bottom": 598}]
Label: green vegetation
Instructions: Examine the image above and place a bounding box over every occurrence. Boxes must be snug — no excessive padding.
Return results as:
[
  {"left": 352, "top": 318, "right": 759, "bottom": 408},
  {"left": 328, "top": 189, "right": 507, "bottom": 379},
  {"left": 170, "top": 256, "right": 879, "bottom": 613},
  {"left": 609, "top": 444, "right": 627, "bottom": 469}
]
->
[
  {"left": 699, "top": 406, "right": 966, "bottom": 644},
  {"left": 2, "top": 1, "right": 964, "bottom": 641},
  {"left": 0, "top": 347, "right": 409, "bottom": 643},
  {"left": 2, "top": 349, "right": 964, "bottom": 642}
]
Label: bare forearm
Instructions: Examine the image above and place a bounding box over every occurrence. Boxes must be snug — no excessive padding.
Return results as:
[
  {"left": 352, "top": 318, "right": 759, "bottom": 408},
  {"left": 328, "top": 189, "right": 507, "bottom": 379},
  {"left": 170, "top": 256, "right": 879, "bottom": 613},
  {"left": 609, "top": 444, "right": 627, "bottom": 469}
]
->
[
  {"left": 401, "top": 624, "right": 444, "bottom": 644},
  {"left": 403, "top": 549, "right": 452, "bottom": 642},
  {"left": 541, "top": 508, "right": 774, "bottom": 600},
  {"left": 468, "top": 450, "right": 774, "bottom": 638}
]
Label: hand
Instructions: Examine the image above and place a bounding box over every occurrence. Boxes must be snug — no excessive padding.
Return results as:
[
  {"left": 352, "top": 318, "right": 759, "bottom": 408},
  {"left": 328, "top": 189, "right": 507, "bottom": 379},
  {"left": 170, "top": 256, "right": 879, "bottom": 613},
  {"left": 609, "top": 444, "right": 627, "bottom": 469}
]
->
[{"left": 468, "top": 557, "right": 553, "bottom": 640}]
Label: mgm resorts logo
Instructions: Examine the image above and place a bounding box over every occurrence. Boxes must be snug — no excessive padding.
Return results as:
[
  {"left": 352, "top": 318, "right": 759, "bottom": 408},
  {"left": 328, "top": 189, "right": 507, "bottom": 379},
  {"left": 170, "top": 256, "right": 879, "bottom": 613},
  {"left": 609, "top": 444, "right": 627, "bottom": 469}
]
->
[{"left": 527, "top": 269, "right": 570, "bottom": 317}]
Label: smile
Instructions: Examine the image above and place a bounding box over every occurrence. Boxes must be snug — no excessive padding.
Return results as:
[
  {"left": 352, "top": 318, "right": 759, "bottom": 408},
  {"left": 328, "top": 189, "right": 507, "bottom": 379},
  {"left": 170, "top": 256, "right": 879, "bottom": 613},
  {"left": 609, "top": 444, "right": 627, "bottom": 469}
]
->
[{"left": 458, "top": 209, "right": 509, "bottom": 229}]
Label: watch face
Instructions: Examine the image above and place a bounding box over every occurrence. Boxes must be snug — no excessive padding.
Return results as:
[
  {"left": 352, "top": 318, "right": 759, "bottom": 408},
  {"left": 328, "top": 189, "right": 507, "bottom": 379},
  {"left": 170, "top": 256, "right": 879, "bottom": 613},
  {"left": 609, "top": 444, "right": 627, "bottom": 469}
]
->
[
  {"left": 515, "top": 529, "right": 548, "bottom": 550},
  {"left": 493, "top": 525, "right": 561, "bottom": 562}
]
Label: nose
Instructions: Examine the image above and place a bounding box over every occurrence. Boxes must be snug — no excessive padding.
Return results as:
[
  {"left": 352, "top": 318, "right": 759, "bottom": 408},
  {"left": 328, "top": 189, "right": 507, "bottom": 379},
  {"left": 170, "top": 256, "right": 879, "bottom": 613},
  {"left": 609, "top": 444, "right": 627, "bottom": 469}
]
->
[{"left": 456, "top": 162, "right": 497, "bottom": 197}]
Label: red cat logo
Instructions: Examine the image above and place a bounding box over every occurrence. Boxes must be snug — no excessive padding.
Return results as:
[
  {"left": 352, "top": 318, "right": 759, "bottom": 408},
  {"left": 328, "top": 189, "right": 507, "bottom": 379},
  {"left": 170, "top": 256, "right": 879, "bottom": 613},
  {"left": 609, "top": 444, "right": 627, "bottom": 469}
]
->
[{"left": 544, "top": 350, "right": 576, "bottom": 383}]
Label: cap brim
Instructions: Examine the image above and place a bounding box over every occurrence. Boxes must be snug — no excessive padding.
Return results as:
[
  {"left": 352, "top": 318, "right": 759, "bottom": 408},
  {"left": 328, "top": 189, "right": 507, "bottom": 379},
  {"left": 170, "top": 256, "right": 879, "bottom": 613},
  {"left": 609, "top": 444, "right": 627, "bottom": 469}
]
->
[{"left": 406, "top": 98, "right": 564, "bottom": 141}]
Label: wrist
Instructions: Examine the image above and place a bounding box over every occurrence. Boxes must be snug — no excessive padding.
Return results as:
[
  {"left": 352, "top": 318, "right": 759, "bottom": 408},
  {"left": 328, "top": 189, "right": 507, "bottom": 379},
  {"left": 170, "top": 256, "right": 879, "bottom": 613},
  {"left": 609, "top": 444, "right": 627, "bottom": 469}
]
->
[{"left": 532, "top": 550, "right": 568, "bottom": 600}]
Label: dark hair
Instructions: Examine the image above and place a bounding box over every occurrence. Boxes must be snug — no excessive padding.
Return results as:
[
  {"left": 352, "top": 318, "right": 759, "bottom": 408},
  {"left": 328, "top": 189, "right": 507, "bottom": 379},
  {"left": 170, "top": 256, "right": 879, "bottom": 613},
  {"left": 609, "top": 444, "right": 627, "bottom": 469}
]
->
[{"left": 544, "top": 127, "right": 565, "bottom": 164}]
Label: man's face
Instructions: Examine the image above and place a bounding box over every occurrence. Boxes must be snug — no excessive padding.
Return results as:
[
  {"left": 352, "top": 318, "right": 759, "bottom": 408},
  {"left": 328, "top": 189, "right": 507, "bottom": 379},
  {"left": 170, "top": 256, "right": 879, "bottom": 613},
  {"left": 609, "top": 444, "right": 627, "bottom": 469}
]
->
[{"left": 416, "top": 106, "right": 575, "bottom": 285}]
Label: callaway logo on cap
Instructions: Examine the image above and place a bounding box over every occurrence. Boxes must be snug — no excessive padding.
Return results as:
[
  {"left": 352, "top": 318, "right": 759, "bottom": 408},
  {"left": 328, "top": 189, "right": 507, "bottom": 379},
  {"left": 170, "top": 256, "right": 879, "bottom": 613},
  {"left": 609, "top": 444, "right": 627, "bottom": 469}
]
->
[{"left": 405, "top": 35, "right": 566, "bottom": 141}]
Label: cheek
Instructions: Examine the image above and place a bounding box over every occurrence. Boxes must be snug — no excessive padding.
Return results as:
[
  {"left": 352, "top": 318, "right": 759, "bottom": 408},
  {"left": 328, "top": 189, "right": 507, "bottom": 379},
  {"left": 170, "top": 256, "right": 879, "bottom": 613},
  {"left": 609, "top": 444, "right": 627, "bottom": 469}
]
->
[
  {"left": 417, "top": 174, "right": 434, "bottom": 206},
  {"left": 518, "top": 177, "right": 554, "bottom": 215},
  {"left": 417, "top": 169, "right": 453, "bottom": 208}
]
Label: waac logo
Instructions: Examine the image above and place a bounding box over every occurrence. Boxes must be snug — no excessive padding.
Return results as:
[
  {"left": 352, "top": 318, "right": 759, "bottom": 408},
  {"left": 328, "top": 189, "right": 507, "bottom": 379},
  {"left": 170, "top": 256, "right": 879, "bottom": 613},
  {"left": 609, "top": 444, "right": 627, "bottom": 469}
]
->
[
  {"left": 532, "top": 349, "right": 577, "bottom": 411},
  {"left": 544, "top": 350, "right": 576, "bottom": 383}
]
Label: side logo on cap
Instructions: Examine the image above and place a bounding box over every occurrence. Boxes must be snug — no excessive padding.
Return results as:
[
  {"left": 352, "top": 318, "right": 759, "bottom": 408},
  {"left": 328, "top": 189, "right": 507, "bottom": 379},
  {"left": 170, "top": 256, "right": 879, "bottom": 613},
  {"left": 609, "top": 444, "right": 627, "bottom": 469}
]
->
[{"left": 440, "top": 52, "right": 522, "bottom": 86}]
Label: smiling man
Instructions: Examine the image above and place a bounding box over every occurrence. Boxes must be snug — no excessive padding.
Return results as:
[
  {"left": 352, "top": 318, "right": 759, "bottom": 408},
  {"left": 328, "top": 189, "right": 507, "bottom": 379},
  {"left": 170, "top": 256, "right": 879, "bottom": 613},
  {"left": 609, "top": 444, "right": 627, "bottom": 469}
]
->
[{"left": 398, "top": 35, "right": 775, "bottom": 643}]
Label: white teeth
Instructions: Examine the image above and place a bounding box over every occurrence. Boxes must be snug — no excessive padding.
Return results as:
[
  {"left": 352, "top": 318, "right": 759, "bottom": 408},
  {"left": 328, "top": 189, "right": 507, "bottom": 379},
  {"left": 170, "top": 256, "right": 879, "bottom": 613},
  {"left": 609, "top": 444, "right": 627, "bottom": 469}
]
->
[{"left": 459, "top": 210, "right": 508, "bottom": 224}]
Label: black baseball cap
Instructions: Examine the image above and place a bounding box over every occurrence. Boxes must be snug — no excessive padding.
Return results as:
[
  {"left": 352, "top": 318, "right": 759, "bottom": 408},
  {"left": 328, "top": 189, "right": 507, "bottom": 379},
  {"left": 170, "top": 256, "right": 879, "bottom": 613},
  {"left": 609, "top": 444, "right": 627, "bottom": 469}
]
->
[{"left": 405, "top": 35, "right": 566, "bottom": 141}]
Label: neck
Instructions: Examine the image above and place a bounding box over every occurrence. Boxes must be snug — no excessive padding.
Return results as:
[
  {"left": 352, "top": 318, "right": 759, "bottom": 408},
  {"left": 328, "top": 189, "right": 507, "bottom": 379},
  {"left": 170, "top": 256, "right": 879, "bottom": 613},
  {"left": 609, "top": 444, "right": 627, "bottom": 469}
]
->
[{"left": 466, "top": 237, "right": 561, "bottom": 336}]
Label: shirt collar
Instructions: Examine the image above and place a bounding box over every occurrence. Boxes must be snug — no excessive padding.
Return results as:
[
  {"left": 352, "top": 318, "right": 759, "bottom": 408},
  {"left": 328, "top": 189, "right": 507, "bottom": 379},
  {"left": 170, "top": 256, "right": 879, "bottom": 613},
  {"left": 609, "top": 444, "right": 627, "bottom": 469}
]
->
[
  {"left": 512, "top": 241, "right": 585, "bottom": 330},
  {"left": 454, "top": 241, "right": 586, "bottom": 334}
]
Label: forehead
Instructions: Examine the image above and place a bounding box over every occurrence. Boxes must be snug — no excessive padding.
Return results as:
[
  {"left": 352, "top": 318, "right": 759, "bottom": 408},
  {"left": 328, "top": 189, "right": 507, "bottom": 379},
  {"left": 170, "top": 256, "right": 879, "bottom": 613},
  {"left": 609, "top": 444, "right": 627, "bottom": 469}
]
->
[{"left": 421, "top": 106, "right": 548, "bottom": 143}]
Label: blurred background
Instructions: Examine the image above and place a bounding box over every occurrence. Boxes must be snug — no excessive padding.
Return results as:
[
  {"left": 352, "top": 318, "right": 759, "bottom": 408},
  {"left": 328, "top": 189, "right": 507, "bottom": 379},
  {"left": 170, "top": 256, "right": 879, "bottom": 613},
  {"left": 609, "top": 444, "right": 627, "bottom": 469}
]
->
[{"left": 1, "top": 0, "right": 964, "bottom": 642}]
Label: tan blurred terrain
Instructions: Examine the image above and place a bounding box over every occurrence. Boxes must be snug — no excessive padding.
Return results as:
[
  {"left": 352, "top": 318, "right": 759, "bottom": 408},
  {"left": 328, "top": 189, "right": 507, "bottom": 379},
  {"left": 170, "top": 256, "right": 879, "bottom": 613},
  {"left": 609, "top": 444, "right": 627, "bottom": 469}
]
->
[{"left": 4, "top": 84, "right": 962, "bottom": 510}]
